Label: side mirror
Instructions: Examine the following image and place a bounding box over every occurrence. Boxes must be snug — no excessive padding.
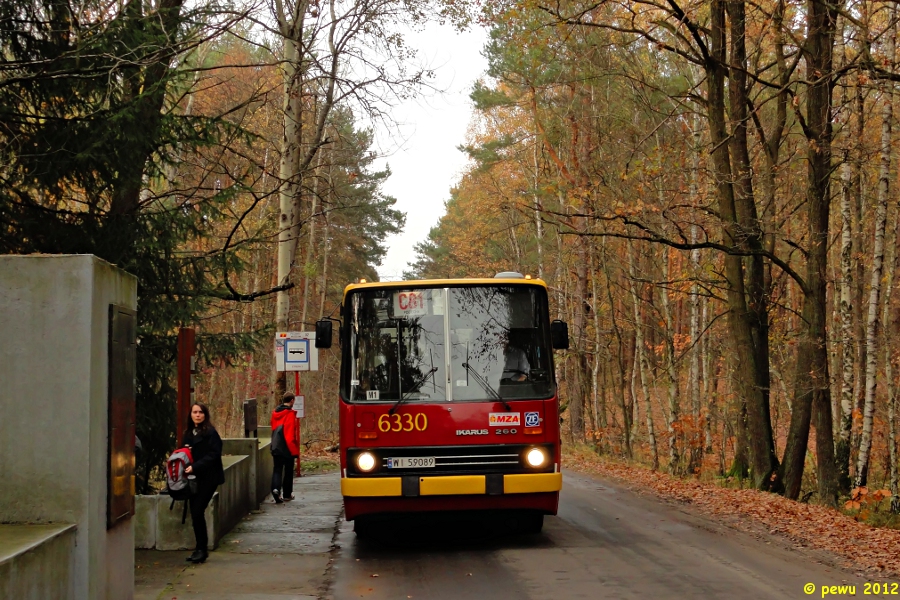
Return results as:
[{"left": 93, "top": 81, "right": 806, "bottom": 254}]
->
[
  {"left": 550, "top": 320, "right": 569, "bottom": 350},
  {"left": 315, "top": 320, "right": 333, "bottom": 349}
]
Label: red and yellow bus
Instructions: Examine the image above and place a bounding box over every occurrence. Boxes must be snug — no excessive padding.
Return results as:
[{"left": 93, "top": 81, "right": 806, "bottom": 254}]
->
[{"left": 315, "top": 273, "right": 568, "bottom": 534}]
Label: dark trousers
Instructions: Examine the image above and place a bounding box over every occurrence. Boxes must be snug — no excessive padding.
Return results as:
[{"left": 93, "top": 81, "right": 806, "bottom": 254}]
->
[
  {"left": 272, "top": 455, "right": 295, "bottom": 498},
  {"left": 190, "top": 479, "right": 217, "bottom": 550}
]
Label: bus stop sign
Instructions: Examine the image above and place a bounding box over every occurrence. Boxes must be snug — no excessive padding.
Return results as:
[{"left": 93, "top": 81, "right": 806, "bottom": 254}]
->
[{"left": 275, "top": 331, "right": 318, "bottom": 372}]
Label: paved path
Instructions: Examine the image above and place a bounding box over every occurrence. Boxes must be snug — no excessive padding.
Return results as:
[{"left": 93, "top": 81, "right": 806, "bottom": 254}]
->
[
  {"left": 135, "top": 473, "right": 342, "bottom": 600},
  {"left": 138, "top": 470, "right": 890, "bottom": 600}
]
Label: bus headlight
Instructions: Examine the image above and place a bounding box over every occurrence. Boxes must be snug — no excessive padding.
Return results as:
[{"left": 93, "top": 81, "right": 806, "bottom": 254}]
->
[
  {"left": 525, "top": 447, "right": 548, "bottom": 468},
  {"left": 356, "top": 452, "right": 376, "bottom": 472}
]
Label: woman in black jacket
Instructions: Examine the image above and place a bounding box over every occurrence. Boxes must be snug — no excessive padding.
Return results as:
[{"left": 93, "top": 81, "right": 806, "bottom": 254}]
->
[{"left": 182, "top": 403, "right": 225, "bottom": 564}]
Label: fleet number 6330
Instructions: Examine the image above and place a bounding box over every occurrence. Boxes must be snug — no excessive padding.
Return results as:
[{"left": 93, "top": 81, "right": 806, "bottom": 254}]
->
[{"left": 378, "top": 413, "right": 428, "bottom": 432}]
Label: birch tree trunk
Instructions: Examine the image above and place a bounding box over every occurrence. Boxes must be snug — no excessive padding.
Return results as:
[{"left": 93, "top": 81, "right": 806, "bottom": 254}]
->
[
  {"left": 301, "top": 146, "right": 325, "bottom": 327},
  {"left": 532, "top": 128, "right": 544, "bottom": 279},
  {"left": 318, "top": 153, "right": 333, "bottom": 320},
  {"left": 591, "top": 238, "right": 603, "bottom": 445},
  {"left": 883, "top": 218, "right": 899, "bottom": 510},
  {"left": 270, "top": 0, "right": 424, "bottom": 399},
  {"left": 702, "top": 295, "right": 712, "bottom": 452},
  {"left": 837, "top": 140, "right": 856, "bottom": 492},
  {"left": 853, "top": 77, "right": 867, "bottom": 447},
  {"left": 629, "top": 244, "right": 658, "bottom": 470},
  {"left": 835, "top": 21, "right": 856, "bottom": 493},
  {"left": 274, "top": 30, "right": 305, "bottom": 398},
  {"left": 630, "top": 345, "right": 641, "bottom": 446},
  {"left": 660, "top": 252, "right": 680, "bottom": 472},
  {"left": 602, "top": 240, "right": 633, "bottom": 457},
  {"left": 856, "top": 24, "right": 895, "bottom": 486},
  {"left": 689, "top": 112, "right": 702, "bottom": 472}
]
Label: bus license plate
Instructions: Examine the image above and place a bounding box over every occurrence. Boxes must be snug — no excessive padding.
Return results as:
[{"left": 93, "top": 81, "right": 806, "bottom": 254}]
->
[{"left": 387, "top": 456, "right": 435, "bottom": 469}]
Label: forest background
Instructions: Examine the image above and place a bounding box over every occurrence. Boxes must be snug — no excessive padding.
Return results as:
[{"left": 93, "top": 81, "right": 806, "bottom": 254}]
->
[{"left": 3, "top": 0, "right": 900, "bottom": 520}]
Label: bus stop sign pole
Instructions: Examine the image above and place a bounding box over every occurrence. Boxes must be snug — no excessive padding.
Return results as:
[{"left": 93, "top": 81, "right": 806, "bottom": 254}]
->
[{"left": 294, "top": 371, "right": 302, "bottom": 477}]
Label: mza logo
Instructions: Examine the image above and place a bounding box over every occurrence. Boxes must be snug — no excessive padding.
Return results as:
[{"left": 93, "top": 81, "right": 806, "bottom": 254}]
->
[
  {"left": 524, "top": 411, "right": 540, "bottom": 427},
  {"left": 489, "top": 412, "right": 521, "bottom": 426}
]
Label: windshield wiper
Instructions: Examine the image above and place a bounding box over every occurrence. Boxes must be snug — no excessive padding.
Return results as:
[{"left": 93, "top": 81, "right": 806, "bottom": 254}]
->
[
  {"left": 389, "top": 367, "right": 438, "bottom": 415},
  {"left": 462, "top": 362, "right": 512, "bottom": 412}
]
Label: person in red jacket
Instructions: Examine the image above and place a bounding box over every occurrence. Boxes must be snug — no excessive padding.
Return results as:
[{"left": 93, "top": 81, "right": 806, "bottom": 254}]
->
[{"left": 270, "top": 392, "right": 300, "bottom": 503}]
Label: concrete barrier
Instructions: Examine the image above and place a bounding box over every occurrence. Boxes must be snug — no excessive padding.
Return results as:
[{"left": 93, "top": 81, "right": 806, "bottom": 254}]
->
[
  {"left": 256, "top": 435, "right": 273, "bottom": 505},
  {"left": 222, "top": 436, "right": 273, "bottom": 511},
  {"left": 154, "top": 490, "right": 218, "bottom": 551},
  {"left": 0, "top": 524, "right": 77, "bottom": 599},
  {"left": 218, "top": 455, "right": 250, "bottom": 535},
  {"left": 134, "top": 436, "right": 275, "bottom": 550}
]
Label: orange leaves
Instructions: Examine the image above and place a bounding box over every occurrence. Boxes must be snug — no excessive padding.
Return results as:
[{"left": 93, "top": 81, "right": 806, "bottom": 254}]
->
[
  {"left": 844, "top": 487, "right": 892, "bottom": 514},
  {"left": 872, "top": 489, "right": 893, "bottom": 502},
  {"left": 672, "top": 332, "right": 692, "bottom": 354}
]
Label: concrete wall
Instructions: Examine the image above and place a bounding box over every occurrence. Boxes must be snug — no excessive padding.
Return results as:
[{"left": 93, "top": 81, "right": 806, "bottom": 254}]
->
[
  {"left": 220, "top": 436, "right": 273, "bottom": 510},
  {"left": 219, "top": 455, "right": 250, "bottom": 535},
  {"left": 0, "top": 524, "right": 77, "bottom": 600},
  {"left": 256, "top": 436, "right": 274, "bottom": 506},
  {"left": 223, "top": 439, "right": 261, "bottom": 511},
  {"left": 0, "top": 255, "right": 137, "bottom": 600},
  {"left": 154, "top": 492, "right": 219, "bottom": 551}
]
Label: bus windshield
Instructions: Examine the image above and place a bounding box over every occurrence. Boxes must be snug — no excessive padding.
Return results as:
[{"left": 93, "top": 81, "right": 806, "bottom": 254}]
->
[{"left": 343, "top": 285, "right": 554, "bottom": 403}]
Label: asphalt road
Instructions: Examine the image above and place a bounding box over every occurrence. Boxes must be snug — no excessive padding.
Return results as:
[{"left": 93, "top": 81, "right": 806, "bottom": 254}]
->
[{"left": 329, "top": 471, "right": 878, "bottom": 600}]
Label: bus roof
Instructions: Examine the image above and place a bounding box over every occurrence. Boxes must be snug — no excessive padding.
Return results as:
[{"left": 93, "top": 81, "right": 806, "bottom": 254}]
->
[{"left": 342, "top": 277, "right": 548, "bottom": 300}]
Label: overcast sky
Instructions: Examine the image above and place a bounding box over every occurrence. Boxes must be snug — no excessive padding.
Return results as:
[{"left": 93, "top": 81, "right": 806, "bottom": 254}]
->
[{"left": 371, "top": 22, "right": 488, "bottom": 281}]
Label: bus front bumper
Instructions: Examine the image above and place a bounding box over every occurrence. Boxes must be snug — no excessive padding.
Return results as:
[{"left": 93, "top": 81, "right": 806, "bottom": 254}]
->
[{"left": 341, "top": 472, "right": 562, "bottom": 497}]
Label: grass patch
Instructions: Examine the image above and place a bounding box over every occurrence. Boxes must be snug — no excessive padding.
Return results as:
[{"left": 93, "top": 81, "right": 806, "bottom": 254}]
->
[{"left": 300, "top": 457, "right": 339, "bottom": 474}]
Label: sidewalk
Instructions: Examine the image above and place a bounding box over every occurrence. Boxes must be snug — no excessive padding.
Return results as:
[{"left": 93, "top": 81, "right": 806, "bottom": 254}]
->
[{"left": 135, "top": 473, "right": 342, "bottom": 600}]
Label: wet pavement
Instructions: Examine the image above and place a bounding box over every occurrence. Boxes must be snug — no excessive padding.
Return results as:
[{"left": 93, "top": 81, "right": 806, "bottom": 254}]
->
[
  {"left": 135, "top": 473, "right": 341, "bottom": 600},
  {"left": 137, "top": 470, "right": 886, "bottom": 600}
]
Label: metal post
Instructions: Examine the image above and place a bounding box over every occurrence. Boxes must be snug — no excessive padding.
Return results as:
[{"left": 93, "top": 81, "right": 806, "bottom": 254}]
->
[
  {"left": 176, "top": 328, "right": 196, "bottom": 446},
  {"left": 294, "top": 371, "right": 302, "bottom": 477},
  {"left": 243, "top": 398, "right": 258, "bottom": 438}
]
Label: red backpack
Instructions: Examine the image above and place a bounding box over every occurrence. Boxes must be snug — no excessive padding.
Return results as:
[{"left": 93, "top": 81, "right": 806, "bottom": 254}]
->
[
  {"left": 166, "top": 446, "right": 194, "bottom": 500},
  {"left": 165, "top": 447, "right": 195, "bottom": 523}
]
